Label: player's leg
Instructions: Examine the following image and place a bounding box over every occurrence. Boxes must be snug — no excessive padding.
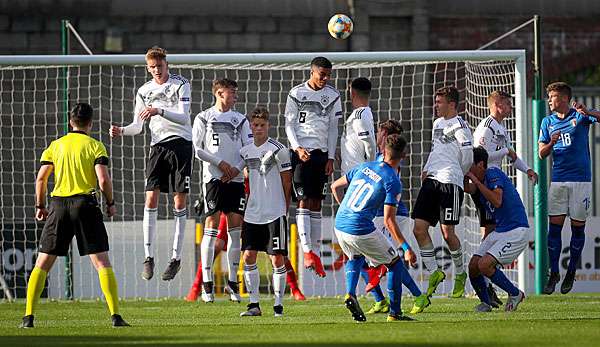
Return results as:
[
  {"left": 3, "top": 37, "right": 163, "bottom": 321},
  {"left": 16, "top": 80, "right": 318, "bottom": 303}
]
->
[
  {"left": 200, "top": 180, "right": 223, "bottom": 302},
  {"left": 142, "top": 189, "right": 159, "bottom": 280},
  {"left": 468, "top": 232, "right": 495, "bottom": 311},
  {"left": 360, "top": 265, "right": 389, "bottom": 314},
  {"left": 545, "top": 182, "right": 568, "bottom": 294},
  {"left": 479, "top": 223, "right": 503, "bottom": 307},
  {"left": 270, "top": 254, "right": 286, "bottom": 317},
  {"left": 161, "top": 192, "right": 187, "bottom": 281},
  {"left": 562, "top": 182, "right": 591, "bottom": 294},
  {"left": 186, "top": 237, "right": 226, "bottom": 302},
  {"left": 284, "top": 257, "right": 305, "bottom": 300},
  {"left": 265, "top": 216, "right": 288, "bottom": 316},
  {"left": 334, "top": 229, "right": 367, "bottom": 322},
  {"left": 240, "top": 250, "right": 262, "bottom": 316},
  {"left": 224, "top": 182, "right": 245, "bottom": 301},
  {"left": 439, "top": 184, "right": 466, "bottom": 298}
]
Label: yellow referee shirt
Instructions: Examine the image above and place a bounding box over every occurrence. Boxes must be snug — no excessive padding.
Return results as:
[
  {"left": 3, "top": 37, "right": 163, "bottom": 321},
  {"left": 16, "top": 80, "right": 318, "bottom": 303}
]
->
[{"left": 40, "top": 131, "right": 109, "bottom": 197}]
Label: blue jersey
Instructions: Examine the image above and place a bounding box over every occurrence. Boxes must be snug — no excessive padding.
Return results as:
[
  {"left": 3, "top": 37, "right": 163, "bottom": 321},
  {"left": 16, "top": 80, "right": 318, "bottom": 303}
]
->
[
  {"left": 538, "top": 108, "right": 596, "bottom": 182},
  {"left": 374, "top": 153, "right": 409, "bottom": 217},
  {"left": 479, "top": 167, "right": 529, "bottom": 233},
  {"left": 335, "top": 161, "right": 402, "bottom": 235}
]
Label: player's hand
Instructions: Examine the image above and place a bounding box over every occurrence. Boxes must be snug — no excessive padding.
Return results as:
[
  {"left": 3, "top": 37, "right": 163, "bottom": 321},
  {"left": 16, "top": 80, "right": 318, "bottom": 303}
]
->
[
  {"left": 573, "top": 101, "right": 589, "bottom": 115},
  {"left": 106, "top": 205, "right": 116, "bottom": 217},
  {"left": 404, "top": 249, "right": 417, "bottom": 268},
  {"left": 295, "top": 147, "right": 311, "bottom": 162},
  {"left": 420, "top": 171, "right": 428, "bottom": 182},
  {"left": 139, "top": 107, "right": 160, "bottom": 121},
  {"left": 109, "top": 125, "right": 122, "bottom": 138},
  {"left": 218, "top": 160, "right": 235, "bottom": 181},
  {"left": 35, "top": 207, "right": 48, "bottom": 221},
  {"left": 229, "top": 167, "right": 240, "bottom": 180},
  {"left": 507, "top": 148, "right": 517, "bottom": 162},
  {"left": 325, "top": 159, "right": 335, "bottom": 176},
  {"left": 527, "top": 169, "right": 538, "bottom": 185},
  {"left": 466, "top": 171, "right": 480, "bottom": 185},
  {"left": 550, "top": 131, "right": 561, "bottom": 145}
]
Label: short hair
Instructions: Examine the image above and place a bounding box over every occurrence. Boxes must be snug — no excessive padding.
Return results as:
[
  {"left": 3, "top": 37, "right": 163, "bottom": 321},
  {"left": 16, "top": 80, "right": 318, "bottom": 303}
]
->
[
  {"left": 70, "top": 102, "right": 94, "bottom": 127},
  {"left": 435, "top": 86, "right": 460, "bottom": 107},
  {"left": 385, "top": 134, "right": 407, "bottom": 160},
  {"left": 310, "top": 56, "right": 332, "bottom": 69},
  {"left": 473, "top": 147, "right": 489, "bottom": 167},
  {"left": 145, "top": 46, "right": 167, "bottom": 61},
  {"left": 546, "top": 81, "right": 572, "bottom": 100},
  {"left": 378, "top": 119, "right": 403, "bottom": 135},
  {"left": 487, "top": 90, "right": 512, "bottom": 107},
  {"left": 249, "top": 106, "right": 269, "bottom": 122},
  {"left": 212, "top": 78, "right": 238, "bottom": 95},
  {"left": 351, "top": 77, "right": 372, "bottom": 98}
]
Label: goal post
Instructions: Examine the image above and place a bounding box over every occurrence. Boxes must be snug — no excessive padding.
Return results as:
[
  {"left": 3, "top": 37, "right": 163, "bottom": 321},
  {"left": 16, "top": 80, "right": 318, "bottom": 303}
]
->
[{"left": 0, "top": 50, "right": 528, "bottom": 299}]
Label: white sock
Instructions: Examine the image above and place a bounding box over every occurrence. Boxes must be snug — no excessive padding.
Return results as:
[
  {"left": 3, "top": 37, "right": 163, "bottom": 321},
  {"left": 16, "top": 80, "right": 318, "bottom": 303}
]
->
[
  {"left": 309, "top": 211, "right": 322, "bottom": 254},
  {"left": 226, "top": 226, "right": 241, "bottom": 283},
  {"left": 419, "top": 242, "right": 438, "bottom": 273},
  {"left": 244, "top": 263, "right": 260, "bottom": 304},
  {"left": 201, "top": 228, "right": 218, "bottom": 282},
  {"left": 297, "top": 208, "right": 312, "bottom": 253},
  {"left": 450, "top": 246, "right": 465, "bottom": 274},
  {"left": 273, "top": 265, "right": 287, "bottom": 307},
  {"left": 171, "top": 208, "right": 187, "bottom": 260},
  {"left": 143, "top": 207, "right": 158, "bottom": 259}
]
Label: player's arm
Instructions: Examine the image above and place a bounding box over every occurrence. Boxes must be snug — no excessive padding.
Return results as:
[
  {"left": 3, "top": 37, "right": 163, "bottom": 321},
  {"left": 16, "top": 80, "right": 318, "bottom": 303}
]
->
[
  {"left": 538, "top": 118, "right": 559, "bottom": 159},
  {"left": 382, "top": 204, "right": 415, "bottom": 266},
  {"left": 475, "top": 126, "right": 508, "bottom": 162},
  {"left": 456, "top": 124, "right": 474, "bottom": 174},
  {"left": 330, "top": 175, "right": 349, "bottom": 204},
  {"left": 466, "top": 172, "right": 503, "bottom": 208},
  {"left": 504, "top": 131, "right": 538, "bottom": 184},
  {"left": 276, "top": 148, "right": 293, "bottom": 210},
  {"left": 573, "top": 101, "right": 600, "bottom": 121},
  {"left": 156, "top": 82, "right": 191, "bottom": 125},
  {"left": 283, "top": 93, "right": 309, "bottom": 161},
  {"left": 325, "top": 97, "right": 343, "bottom": 175},
  {"left": 463, "top": 175, "right": 477, "bottom": 194},
  {"left": 34, "top": 163, "right": 53, "bottom": 221},
  {"left": 111, "top": 93, "right": 145, "bottom": 137},
  {"left": 354, "top": 117, "right": 377, "bottom": 161},
  {"left": 95, "top": 163, "right": 116, "bottom": 217}
]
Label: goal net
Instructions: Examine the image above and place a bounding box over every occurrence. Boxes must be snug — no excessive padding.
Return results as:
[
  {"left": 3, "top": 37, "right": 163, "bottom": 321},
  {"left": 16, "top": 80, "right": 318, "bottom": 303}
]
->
[{"left": 0, "top": 51, "right": 527, "bottom": 299}]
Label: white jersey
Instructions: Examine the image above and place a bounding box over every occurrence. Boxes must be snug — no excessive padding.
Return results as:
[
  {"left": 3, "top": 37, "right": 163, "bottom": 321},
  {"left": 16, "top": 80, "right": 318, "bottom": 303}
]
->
[
  {"left": 240, "top": 138, "right": 292, "bottom": 224},
  {"left": 284, "top": 82, "right": 342, "bottom": 155},
  {"left": 473, "top": 115, "right": 512, "bottom": 169},
  {"left": 340, "top": 106, "right": 376, "bottom": 175},
  {"left": 423, "top": 115, "right": 473, "bottom": 188},
  {"left": 192, "top": 106, "right": 252, "bottom": 183},
  {"left": 122, "top": 74, "right": 192, "bottom": 145}
]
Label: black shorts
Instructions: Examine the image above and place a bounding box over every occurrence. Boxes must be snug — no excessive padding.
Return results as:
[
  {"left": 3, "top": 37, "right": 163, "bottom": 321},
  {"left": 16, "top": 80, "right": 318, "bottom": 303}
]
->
[
  {"left": 146, "top": 137, "right": 192, "bottom": 194},
  {"left": 241, "top": 216, "right": 288, "bottom": 256},
  {"left": 291, "top": 149, "right": 328, "bottom": 201},
  {"left": 203, "top": 179, "right": 245, "bottom": 216},
  {"left": 411, "top": 178, "right": 464, "bottom": 226},
  {"left": 39, "top": 195, "right": 109, "bottom": 256},
  {"left": 472, "top": 191, "right": 495, "bottom": 227}
]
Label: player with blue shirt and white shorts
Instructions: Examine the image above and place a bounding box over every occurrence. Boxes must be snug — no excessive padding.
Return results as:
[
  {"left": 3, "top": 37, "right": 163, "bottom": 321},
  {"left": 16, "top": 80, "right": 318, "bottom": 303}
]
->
[
  {"left": 465, "top": 147, "right": 528, "bottom": 312},
  {"left": 331, "top": 134, "right": 414, "bottom": 322},
  {"left": 539, "top": 82, "right": 600, "bottom": 295}
]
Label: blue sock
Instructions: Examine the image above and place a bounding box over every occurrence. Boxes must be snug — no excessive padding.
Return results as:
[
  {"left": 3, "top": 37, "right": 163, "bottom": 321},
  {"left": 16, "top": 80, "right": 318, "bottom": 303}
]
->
[
  {"left": 360, "top": 267, "right": 385, "bottom": 302},
  {"left": 568, "top": 225, "right": 586, "bottom": 272},
  {"left": 345, "top": 256, "right": 365, "bottom": 297},
  {"left": 470, "top": 274, "right": 490, "bottom": 304},
  {"left": 548, "top": 223, "right": 562, "bottom": 273},
  {"left": 400, "top": 264, "right": 422, "bottom": 297},
  {"left": 488, "top": 269, "right": 519, "bottom": 297},
  {"left": 386, "top": 260, "right": 404, "bottom": 315}
]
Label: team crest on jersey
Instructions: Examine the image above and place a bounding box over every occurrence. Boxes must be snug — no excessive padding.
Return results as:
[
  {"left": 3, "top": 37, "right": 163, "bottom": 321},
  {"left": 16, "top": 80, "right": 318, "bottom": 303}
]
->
[
  {"left": 232, "top": 117, "right": 239, "bottom": 125},
  {"left": 208, "top": 200, "right": 217, "bottom": 210},
  {"left": 479, "top": 137, "right": 486, "bottom": 146},
  {"left": 297, "top": 187, "right": 304, "bottom": 196},
  {"left": 571, "top": 119, "right": 577, "bottom": 127},
  {"left": 321, "top": 95, "right": 329, "bottom": 105}
]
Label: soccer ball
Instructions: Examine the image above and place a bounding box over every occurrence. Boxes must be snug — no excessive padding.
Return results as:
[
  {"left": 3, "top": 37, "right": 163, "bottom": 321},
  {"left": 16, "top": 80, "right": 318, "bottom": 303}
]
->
[{"left": 328, "top": 14, "right": 353, "bottom": 40}]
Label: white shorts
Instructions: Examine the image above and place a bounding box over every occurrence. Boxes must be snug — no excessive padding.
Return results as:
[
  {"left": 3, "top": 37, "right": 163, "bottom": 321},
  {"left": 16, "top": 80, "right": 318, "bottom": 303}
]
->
[
  {"left": 334, "top": 228, "right": 398, "bottom": 267},
  {"left": 548, "top": 182, "right": 592, "bottom": 222},
  {"left": 373, "top": 216, "right": 414, "bottom": 250},
  {"left": 474, "top": 227, "right": 528, "bottom": 265}
]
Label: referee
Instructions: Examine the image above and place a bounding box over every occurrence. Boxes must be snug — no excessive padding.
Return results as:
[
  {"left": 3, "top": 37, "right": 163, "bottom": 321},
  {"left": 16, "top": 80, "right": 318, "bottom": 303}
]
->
[{"left": 20, "top": 103, "right": 129, "bottom": 328}]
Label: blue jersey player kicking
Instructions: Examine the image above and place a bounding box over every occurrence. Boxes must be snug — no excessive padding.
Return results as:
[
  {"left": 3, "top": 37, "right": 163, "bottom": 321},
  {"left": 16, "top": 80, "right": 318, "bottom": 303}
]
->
[
  {"left": 465, "top": 147, "right": 528, "bottom": 312},
  {"left": 331, "top": 134, "right": 414, "bottom": 322},
  {"left": 539, "top": 82, "right": 599, "bottom": 294}
]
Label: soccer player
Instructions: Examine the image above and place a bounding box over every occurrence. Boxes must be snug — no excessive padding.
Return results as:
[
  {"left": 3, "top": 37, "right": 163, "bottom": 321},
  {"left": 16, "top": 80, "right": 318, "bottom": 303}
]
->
[
  {"left": 192, "top": 78, "right": 252, "bottom": 303},
  {"left": 412, "top": 86, "right": 473, "bottom": 298},
  {"left": 237, "top": 106, "right": 292, "bottom": 317},
  {"left": 465, "top": 147, "right": 527, "bottom": 312},
  {"left": 22, "top": 103, "right": 129, "bottom": 328},
  {"left": 472, "top": 90, "right": 538, "bottom": 306},
  {"left": 539, "top": 82, "right": 599, "bottom": 294},
  {"left": 333, "top": 134, "right": 415, "bottom": 322},
  {"left": 284, "top": 56, "right": 343, "bottom": 277},
  {"left": 109, "top": 46, "right": 192, "bottom": 282}
]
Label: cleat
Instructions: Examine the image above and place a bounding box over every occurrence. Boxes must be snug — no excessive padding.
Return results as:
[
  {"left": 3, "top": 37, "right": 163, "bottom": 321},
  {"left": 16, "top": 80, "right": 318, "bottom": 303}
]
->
[
  {"left": 409, "top": 294, "right": 431, "bottom": 314},
  {"left": 365, "top": 265, "right": 387, "bottom": 293},
  {"left": 505, "top": 290, "right": 525, "bottom": 312},
  {"left": 225, "top": 281, "right": 242, "bottom": 302},
  {"left": 162, "top": 258, "right": 181, "bottom": 281},
  {"left": 475, "top": 302, "right": 492, "bottom": 312},
  {"left": 344, "top": 294, "right": 366, "bottom": 322},
  {"left": 240, "top": 303, "right": 262, "bottom": 317},
  {"left": 304, "top": 251, "right": 326, "bottom": 277},
  {"left": 111, "top": 314, "right": 131, "bottom": 327},
  {"left": 426, "top": 269, "right": 446, "bottom": 297},
  {"left": 141, "top": 257, "right": 155, "bottom": 280},
  {"left": 387, "top": 313, "right": 414, "bottom": 322},
  {"left": 560, "top": 270, "right": 576, "bottom": 294},
  {"left": 487, "top": 283, "right": 503, "bottom": 308},
  {"left": 273, "top": 305, "right": 284, "bottom": 317},
  {"left": 542, "top": 272, "right": 560, "bottom": 295},
  {"left": 201, "top": 282, "right": 215, "bottom": 303},
  {"left": 291, "top": 287, "right": 306, "bottom": 301},
  {"left": 366, "top": 298, "right": 390, "bottom": 314},
  {"left": 450, "top": 272, "right": 467, "bottom": 298},
  {"left": 19, "top": 315, "right": 34, "bottom": 328}
]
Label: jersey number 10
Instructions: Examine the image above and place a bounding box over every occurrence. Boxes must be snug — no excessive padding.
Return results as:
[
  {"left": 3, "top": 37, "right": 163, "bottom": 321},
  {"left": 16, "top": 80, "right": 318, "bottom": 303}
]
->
[{"left": 347, "top": 179, "right": 375, "bottom": 212}]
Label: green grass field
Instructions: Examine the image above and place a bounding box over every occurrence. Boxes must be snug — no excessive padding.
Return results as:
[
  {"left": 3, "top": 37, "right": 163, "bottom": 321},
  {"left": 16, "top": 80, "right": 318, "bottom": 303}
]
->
[{"left": 1, "top": 294, "right": 599, "bottom": 346}]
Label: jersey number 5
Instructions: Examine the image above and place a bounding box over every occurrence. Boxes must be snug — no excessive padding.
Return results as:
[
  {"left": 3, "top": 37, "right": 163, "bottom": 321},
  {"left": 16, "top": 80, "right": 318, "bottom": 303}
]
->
[{"left": 212, "top": 133, "right": 219, "bottom": 146}]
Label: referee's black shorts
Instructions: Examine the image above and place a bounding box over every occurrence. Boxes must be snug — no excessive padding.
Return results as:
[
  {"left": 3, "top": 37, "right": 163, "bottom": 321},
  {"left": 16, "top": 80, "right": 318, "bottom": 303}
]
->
[{"left": 39, "top": 195, "right": 109, "bottom": 256}]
